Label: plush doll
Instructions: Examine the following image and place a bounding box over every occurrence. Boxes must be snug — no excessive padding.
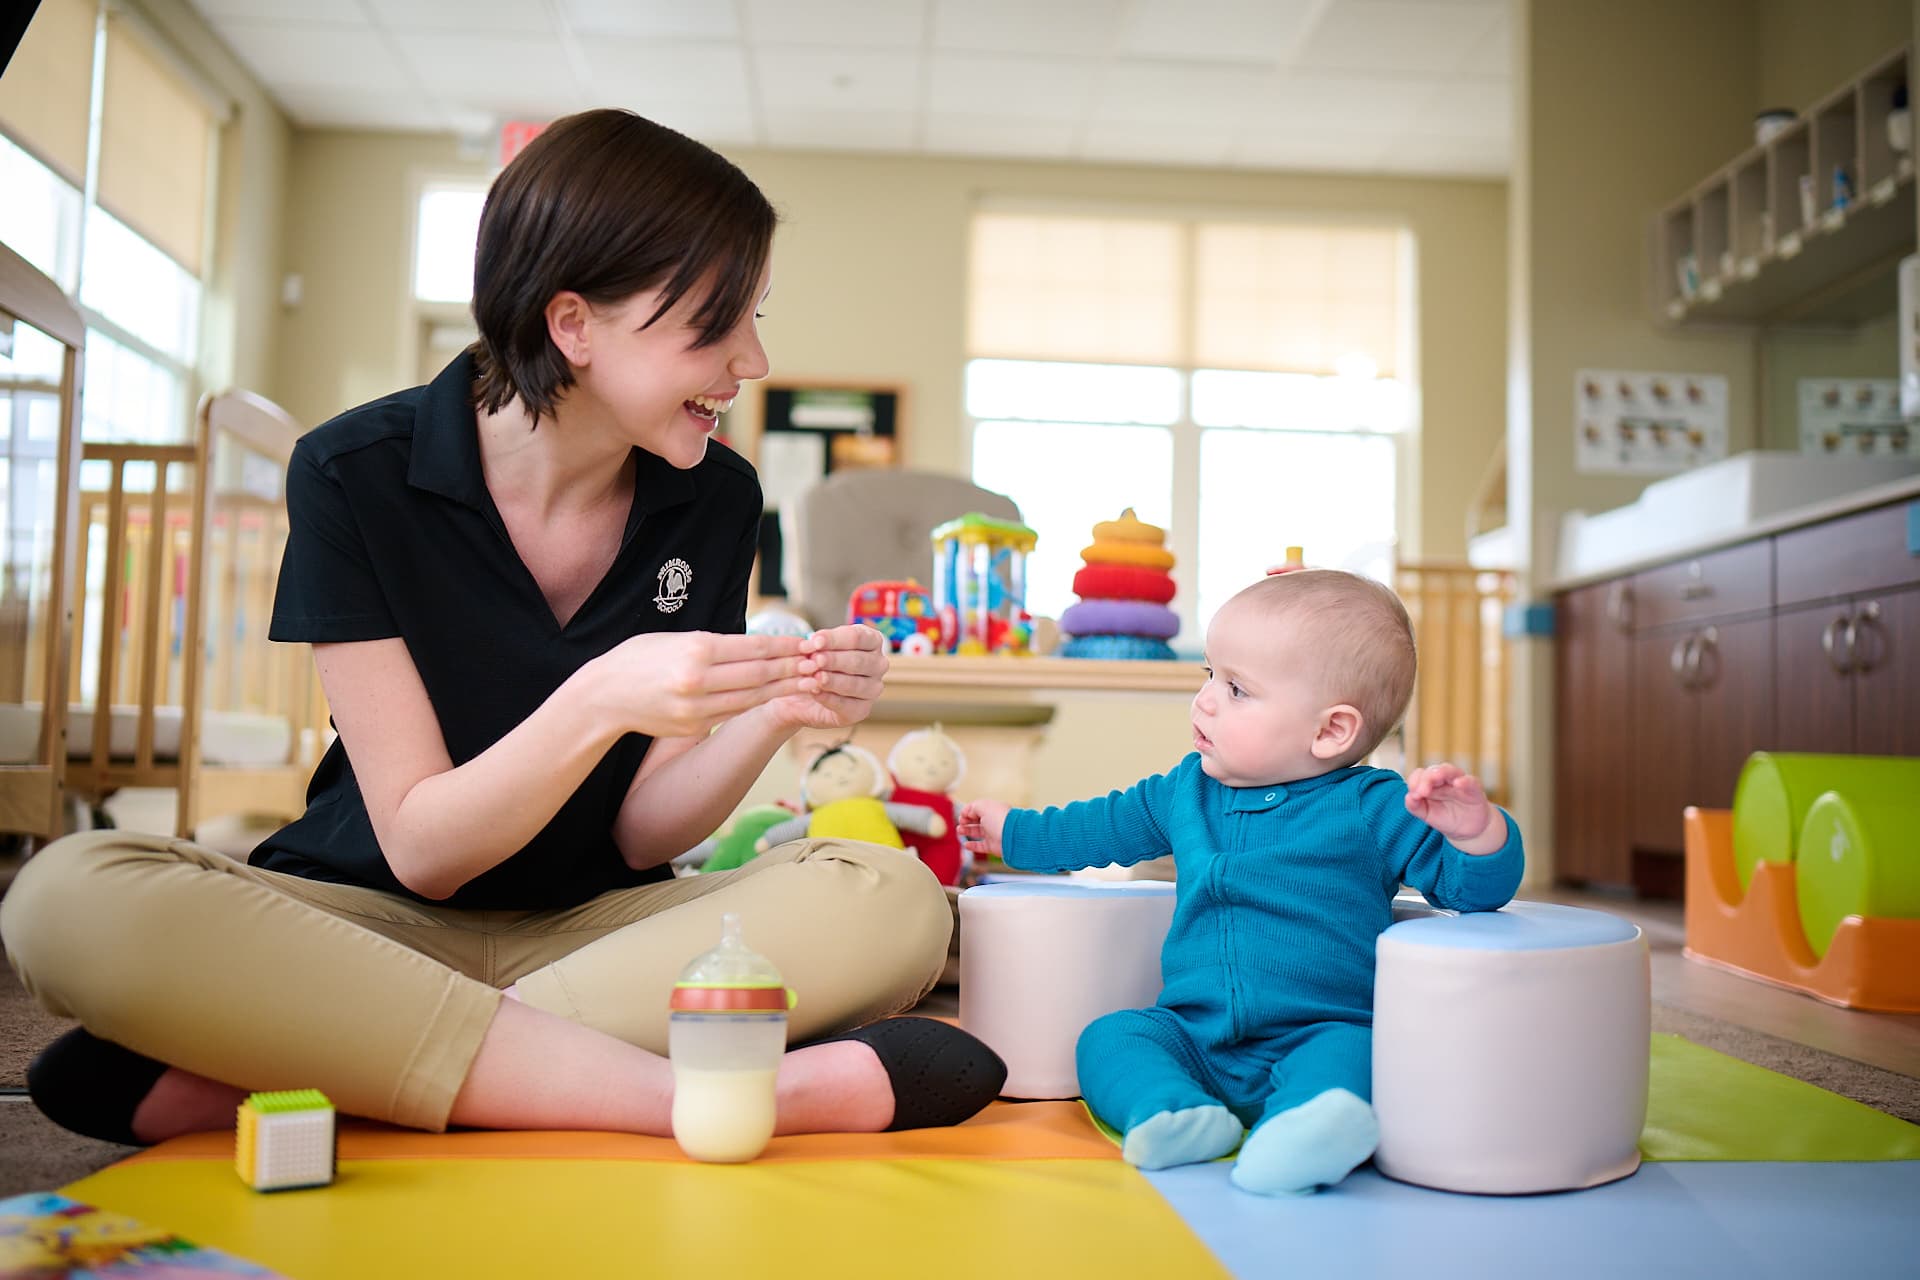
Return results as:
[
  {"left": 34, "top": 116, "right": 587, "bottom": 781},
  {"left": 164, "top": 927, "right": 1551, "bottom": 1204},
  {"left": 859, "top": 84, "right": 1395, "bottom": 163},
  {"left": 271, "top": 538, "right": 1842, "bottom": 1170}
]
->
[
  {"left": 754, "top": 743, "right": 947, "bottom": 853},
  {"left": 887, "top": 724, "right": 967, "bottom": 885},
  {"left": 691, "top": 805, "right": 797, "bottom": 873}
]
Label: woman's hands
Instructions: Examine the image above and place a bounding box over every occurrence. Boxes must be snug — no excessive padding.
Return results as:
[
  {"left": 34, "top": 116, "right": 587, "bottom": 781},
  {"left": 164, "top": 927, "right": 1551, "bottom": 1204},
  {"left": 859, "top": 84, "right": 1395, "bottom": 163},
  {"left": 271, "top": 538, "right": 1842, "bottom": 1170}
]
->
[
  {"left": 592, "top": 630, "right": 816, "bottom": 738},
  {"left": 591, "top": 623, "right": 888, "bottom": 740},
  {"left": 763, "top": 624, "right": 890, "bottom": 732}
]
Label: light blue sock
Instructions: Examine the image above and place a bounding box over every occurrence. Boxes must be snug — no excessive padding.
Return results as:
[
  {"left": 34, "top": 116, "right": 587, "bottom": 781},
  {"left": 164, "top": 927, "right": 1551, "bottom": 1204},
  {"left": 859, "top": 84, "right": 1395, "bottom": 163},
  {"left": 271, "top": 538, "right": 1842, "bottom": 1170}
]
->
[
  {"left": 1229, "top": 1088, "right": 1379, "bottom": 1196},
  {"left": 1120, "top": 1105, "right": 1244, "bottom": 1170}
]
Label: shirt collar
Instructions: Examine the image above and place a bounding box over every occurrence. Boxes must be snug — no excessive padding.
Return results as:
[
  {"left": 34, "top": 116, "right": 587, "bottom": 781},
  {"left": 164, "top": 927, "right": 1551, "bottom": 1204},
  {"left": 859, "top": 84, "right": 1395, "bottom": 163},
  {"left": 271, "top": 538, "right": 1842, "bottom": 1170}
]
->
[
  {"left": 1225, "top": 764, "right": 1365, "bottom": 813},
  {"left": 407, "top": 351, "right": 699, "bottom": 543}
]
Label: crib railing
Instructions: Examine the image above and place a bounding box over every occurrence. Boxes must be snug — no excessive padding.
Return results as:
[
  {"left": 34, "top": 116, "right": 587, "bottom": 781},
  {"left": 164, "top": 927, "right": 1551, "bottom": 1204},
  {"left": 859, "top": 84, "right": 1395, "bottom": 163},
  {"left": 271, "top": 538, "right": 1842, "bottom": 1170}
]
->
[{"left": 1394, "top": 563, "right": 1517, "bottom": 804}]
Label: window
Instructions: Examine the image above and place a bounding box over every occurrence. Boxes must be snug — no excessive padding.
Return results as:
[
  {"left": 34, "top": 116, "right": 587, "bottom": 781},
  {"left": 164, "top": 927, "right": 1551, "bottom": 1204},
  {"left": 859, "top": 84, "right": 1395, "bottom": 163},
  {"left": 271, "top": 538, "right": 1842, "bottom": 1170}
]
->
[
  {"left": 967, "top": 211, "right": 1412, "bottom": 646},
  {"left": 413, "top": 184, "right": 487, "bottom": 304},
  {"left": 0, "top": 4, "right": 218, "bottom": 449}
]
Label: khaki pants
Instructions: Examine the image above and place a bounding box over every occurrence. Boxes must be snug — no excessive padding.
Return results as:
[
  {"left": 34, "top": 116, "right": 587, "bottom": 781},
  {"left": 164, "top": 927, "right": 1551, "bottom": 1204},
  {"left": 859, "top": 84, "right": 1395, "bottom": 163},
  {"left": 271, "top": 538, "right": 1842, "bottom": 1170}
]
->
[{"left": 0, "top": 831, "right": 951, "bottom": 1131}]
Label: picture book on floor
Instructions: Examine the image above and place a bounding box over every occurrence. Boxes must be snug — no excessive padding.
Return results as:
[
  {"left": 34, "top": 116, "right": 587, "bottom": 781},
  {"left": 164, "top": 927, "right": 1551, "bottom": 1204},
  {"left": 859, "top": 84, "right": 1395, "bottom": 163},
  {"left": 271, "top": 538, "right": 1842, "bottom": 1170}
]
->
[{"left": 0, "top": 1191, "right": 288, "bottom": 1278}]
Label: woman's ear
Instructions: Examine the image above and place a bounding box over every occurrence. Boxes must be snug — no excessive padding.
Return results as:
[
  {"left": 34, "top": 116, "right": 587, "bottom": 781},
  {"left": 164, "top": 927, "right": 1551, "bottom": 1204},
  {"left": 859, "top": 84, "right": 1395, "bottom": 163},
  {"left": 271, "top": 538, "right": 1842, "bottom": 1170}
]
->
[
  {"left": 545, "top": 291, "right": 592, "bottom": 366},
  {"left": 1310, "top": 704, "right": 1364, "bottom": 761}
]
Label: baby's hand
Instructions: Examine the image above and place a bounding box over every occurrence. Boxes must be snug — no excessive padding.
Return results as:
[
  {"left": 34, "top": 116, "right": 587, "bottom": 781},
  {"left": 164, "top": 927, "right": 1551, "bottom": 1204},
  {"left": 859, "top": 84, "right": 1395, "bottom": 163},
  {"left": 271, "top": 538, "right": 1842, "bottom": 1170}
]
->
[
  {"left": 956, "top": 799, "right": 1011, "bottom": 860},
  {"left": 1405, "top": 764, "right": 1505, "bottom": 854}
]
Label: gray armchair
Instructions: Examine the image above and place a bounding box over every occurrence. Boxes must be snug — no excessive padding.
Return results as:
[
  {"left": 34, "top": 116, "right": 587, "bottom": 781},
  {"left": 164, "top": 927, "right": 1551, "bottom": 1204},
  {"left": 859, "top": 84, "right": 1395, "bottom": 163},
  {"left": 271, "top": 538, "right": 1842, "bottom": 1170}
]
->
[{"left": 778, "top": 469, "right": 1021, "bottom": 627}]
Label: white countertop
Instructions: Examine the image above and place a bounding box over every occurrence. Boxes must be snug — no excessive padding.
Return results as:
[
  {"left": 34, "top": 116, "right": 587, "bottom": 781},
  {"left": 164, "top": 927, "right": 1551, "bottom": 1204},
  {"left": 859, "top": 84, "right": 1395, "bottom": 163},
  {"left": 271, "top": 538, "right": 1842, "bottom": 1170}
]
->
[{"left": 1547, "top": 472, "right": 1920, "bottom": 592}]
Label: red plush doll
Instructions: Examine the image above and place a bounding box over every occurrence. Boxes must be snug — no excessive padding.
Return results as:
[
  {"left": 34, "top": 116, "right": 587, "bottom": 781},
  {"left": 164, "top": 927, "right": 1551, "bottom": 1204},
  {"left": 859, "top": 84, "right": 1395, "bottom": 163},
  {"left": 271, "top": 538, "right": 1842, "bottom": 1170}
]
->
[{"left": 887, "top": 725, "right": 967, "bottom": 885}]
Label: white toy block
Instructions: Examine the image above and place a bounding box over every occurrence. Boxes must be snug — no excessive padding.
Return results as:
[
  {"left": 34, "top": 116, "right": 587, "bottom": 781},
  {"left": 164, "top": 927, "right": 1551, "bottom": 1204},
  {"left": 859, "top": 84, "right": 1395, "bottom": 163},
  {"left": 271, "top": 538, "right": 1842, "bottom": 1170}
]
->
[{"left": 236, "top": 1089, "right": 337, "bottom": 1191}]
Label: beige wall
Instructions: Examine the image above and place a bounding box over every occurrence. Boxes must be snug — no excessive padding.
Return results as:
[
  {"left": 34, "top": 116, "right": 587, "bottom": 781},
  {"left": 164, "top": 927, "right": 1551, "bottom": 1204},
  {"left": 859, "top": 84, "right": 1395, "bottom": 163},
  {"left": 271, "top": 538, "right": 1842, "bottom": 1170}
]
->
[
  {"left": 134, "top": 0, "right": 290, "bottom": 396},
  {"left": 1758, "top": 0, "right": 1911, "bottom": 112}
]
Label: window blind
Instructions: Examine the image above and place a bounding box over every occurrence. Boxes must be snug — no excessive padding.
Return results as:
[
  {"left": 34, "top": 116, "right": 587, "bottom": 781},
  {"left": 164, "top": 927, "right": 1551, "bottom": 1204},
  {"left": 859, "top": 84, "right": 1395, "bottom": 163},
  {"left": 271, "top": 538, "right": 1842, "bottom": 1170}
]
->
[
  {"left": 97, "top": 13, "right": 212, "bottom": 275},
  {"left": 968, "top": 211, "right": 1406, "bottom": 379},
  {"left": 0, "top": 0, "right": 96, "bottom": 187},
  {"left": 968, "top": 212, "right": 1184, "bottom": 364},
  {"left": 1194, "top": 222, "right": 1405, "bottom": 378}
]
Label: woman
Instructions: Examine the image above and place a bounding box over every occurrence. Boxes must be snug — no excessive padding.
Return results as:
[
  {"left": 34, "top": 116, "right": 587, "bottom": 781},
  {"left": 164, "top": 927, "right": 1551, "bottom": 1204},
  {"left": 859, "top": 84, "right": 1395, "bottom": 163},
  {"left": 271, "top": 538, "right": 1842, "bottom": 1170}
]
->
[{"left": 4, "top": 109, "right": 1001, "bottom": 1145}]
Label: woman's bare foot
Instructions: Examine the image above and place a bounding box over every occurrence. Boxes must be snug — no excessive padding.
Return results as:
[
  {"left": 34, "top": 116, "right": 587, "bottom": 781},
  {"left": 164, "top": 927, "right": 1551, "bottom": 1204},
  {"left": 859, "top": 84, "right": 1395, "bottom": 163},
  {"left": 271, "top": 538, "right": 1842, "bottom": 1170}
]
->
[
  {"left": 773, "top": 1041, "right": 894, "bottom": 1134},
  {"left": 129, "top": 1067, "right": 248, "bottom": 1144}
]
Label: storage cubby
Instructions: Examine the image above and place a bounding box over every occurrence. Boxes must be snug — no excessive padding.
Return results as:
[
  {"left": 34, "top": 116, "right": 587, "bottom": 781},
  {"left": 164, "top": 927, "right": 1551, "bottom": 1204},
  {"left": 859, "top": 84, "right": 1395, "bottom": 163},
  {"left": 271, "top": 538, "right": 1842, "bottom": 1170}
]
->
[
  {"left": 1809, "top": 89, "right": 1858, "bottom": 230},
  {"left": 1730, "top": 155, "right": 1768, "bottom": 275},
  {"left": 1696, "top": 179, "right": 1731, "bottom": 288},
  {"left": 1767, "top": 121, "right": 1811, "bottom": 253},
  {"left": 1856, "top": 47, "right": 1912, "bottom": 196},
  {"left": 1656, "top": 44, "right": 1912, "bottom": 326},
  {"left": 1662, "top": 205, "right": 1698, "bottom": 316}
]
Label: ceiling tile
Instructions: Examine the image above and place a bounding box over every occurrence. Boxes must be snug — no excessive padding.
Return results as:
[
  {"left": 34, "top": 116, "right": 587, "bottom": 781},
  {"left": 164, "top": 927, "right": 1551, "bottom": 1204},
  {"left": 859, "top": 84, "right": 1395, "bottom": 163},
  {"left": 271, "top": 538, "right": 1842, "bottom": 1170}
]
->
[
  {"left": 1094, "top": 60, "right": 1272, "bottom": 128},
  {"left": 761, "top": 108, "right": 916, "bottom": 151},
  {"left": 1229, "top": 129, "right": 1392, "bottom": 172},
  {"left": 743, "top": 0, "right": 927, "bottom": 49},
  {"left": 1257, "top": 74, "right": 1442, "bottom": 134},
  {"left": 922, "top": 114, "right": 1077, "bottom": 158},
  {"left": 930, "top": 0, "right": 1124, "bottom": 56},
  {"left": 372, "top": 0, "right": 557, "bottom": 36},
  {"left": 1078, "top": 119, "right": 1234, "bottom": 168},
  {"left": 561, "top": 0, "right": 740, "bottom": 40},
  {"left": 1294, "top": 0, "right": 1504, "bottom": 75},
  {"left": 927, "top": 55, "right": 1095, "bottom": 119},
  {"left": 577, "top": 39, "right": 756, "bottom": 134},
  {"left": 1414, "top": 78, "right": 1509, "bottom": 137},
  {"left": 1119, "top": 0, "right": 1326, "bottom": 66},
  {"left": 753, "top": 47, "right": 924, "bottom": 113},
  {"left": 393, "top": 32, "right": 585, "bottom": 114},
  {"left": 1377, "top": 131, "right": 1508, "bottom": 176},
  {"left": 1459, "top": 8, "right": 1510, "bottom": 78},
  {"left": 211, "top": 22, "right": 412, "bottom": 94},
  {"left": 191, "top": 0, "right": 365, "bottom": 24},
  {"left": 272, "top": 86, "right": 447, "bottom": 132}
]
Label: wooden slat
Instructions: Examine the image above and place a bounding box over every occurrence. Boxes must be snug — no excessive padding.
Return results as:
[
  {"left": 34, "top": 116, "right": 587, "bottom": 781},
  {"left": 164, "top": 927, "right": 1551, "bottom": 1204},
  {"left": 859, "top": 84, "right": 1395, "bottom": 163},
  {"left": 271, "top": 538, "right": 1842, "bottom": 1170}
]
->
[
  {"left": 0, "top": 239, "right": 85, "bottom": 348},
  {"left": 135, "top": 477, "right": 170, "bottom": 770}
]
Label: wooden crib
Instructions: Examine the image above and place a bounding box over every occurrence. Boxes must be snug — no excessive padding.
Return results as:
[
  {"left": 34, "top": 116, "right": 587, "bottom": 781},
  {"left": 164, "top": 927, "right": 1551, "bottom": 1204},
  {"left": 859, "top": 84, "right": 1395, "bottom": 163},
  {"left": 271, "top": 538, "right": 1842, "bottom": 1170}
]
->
[
  {"left": 1395, "top": 562, "right": 1518, "bottom": 804},
  {"left": 0, "top": 241, "right": 86, "bottom": 844},
  {"left": 64, "top": 390, "right": 326, "bottom": 838}
]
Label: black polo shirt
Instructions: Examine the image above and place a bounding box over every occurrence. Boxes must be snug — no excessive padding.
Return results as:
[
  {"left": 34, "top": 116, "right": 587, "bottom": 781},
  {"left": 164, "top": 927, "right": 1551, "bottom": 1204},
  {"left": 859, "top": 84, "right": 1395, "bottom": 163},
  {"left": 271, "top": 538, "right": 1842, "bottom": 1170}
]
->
[{"left": 253, "top": 352, "right": 763, "bottom": 909}]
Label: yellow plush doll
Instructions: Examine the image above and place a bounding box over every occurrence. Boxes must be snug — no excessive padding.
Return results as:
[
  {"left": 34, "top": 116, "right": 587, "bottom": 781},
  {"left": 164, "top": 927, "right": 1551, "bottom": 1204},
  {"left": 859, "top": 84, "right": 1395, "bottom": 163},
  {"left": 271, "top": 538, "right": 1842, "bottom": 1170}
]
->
[{"left": 755, "top": 743, "right": 948, "bottom": 853}]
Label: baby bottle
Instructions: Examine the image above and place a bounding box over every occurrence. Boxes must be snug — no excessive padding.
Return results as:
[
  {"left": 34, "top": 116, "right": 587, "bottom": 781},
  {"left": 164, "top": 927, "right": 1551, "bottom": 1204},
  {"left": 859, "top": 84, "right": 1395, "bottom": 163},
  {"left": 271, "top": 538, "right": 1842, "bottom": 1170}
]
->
[{"left": 668, "top": 912, "right": 793, "bottom": 1163}]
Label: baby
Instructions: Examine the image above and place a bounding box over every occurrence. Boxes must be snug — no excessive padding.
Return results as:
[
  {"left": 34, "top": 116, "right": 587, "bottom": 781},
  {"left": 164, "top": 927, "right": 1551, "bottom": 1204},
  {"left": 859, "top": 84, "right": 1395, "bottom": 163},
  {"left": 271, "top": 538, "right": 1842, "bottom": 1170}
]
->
[{"left": 957, "top": 569, "right": 1523, "bottom": 1196}]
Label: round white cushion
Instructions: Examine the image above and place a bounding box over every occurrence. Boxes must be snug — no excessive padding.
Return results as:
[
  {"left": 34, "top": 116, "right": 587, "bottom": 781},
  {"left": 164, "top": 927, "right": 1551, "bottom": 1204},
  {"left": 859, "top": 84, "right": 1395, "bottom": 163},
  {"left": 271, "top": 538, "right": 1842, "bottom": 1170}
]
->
[
  {"left": 958, "top": 880, "right": 1176, "bottom": 1099},
  {"left": 1372, "top": 901, "right": 1650, "bottom": 1194}
]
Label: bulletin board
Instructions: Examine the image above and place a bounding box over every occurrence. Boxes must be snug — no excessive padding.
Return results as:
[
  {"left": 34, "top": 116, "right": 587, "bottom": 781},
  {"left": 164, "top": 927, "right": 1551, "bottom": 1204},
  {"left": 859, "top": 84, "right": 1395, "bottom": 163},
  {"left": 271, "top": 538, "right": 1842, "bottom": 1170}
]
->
[{"left": 753, "top": 382, "right": 903, "bottom": 600}]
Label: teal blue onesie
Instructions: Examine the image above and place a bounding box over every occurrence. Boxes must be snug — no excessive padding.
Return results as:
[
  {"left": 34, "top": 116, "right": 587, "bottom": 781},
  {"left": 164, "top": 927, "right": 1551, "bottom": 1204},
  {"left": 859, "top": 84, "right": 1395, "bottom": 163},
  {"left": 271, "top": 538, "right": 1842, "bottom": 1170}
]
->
[{"left": 1001, "top": 755, "right": 1524, "bottom": 1143}]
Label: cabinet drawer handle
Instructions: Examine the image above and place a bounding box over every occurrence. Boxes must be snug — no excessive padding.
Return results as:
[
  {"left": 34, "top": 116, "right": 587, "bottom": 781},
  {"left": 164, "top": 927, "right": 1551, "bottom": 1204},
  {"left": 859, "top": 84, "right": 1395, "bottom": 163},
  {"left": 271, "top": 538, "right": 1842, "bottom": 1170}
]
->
[
  {"left": 1850, "top": 601, "right": 1882, "bottom": 674},
  {"left": 1822, "top": 614, "right": 1853, "bottom": 673},
  {"left": 1680, "top": 583, "right": 1713, "bottom": 601},
  {"left": 1666, "top": 633, "right": 1697, "bottom": 687},
  {"left": 1605, "top": 582, "right": 1633, "bottom": 630},
  {"left": 1690, "top": 627, "right": 1716, "bottom": 687}
]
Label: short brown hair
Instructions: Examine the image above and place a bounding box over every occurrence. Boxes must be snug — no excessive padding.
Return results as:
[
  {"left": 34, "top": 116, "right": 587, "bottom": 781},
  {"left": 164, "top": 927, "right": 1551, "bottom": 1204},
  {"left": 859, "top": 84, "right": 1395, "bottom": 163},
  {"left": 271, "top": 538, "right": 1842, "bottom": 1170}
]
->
[
  {"left": 468, "top": 109, "right": 776, "bottom": 421},
  {"left": 1234, "top": 570, "right": 1417, "bottom": 763}
]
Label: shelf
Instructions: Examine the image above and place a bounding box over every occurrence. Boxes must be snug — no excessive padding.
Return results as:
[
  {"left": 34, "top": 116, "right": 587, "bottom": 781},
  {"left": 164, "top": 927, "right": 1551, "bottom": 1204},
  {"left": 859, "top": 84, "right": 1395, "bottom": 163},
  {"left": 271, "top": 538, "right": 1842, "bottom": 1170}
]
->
[
  {"left": 1658, "top": 46, "right": 1913, "bottom": 328},
  {"left": 883, "top": 655, "right": 1203, "bottom": 697},
  {"left": 1666, "top": 172, "right": 1911, "bottom": 325}
]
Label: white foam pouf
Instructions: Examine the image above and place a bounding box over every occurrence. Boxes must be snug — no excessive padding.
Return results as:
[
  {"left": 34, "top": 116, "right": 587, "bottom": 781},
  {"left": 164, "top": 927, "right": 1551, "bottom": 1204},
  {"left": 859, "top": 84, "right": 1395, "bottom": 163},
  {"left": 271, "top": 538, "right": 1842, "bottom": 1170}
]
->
[
  {"left": 1372, "top": 900, "right": 1650, "bottom": 1194},
  {"left": 959, "top": 880, "right": 1176, "bottom": 1099}
]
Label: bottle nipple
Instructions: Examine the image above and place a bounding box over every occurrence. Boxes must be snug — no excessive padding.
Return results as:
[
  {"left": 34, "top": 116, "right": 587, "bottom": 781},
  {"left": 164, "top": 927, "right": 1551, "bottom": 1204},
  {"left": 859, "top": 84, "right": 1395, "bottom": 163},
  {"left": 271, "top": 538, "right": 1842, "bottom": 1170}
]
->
[{"left": 671, "top": 913, "right": 792, "bottom": 1012}]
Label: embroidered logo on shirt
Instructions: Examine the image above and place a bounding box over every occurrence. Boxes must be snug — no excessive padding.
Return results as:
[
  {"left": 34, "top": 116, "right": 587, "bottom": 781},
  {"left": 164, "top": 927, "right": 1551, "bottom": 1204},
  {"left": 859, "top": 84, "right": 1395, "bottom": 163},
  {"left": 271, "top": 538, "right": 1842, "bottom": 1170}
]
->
[{"left": 655, "top": 558, "right": 692, "bottom": 613}]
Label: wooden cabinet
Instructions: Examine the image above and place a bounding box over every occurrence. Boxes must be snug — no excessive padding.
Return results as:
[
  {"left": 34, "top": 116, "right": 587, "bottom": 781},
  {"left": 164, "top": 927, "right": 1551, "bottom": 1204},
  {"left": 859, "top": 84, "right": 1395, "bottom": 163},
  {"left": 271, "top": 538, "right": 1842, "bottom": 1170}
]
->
[
  {"left": 1553, "top": 581, "right": 1633, "bottom": 886},
  {"left": 1553, "top": 494, "right": 1918, "bottom": 897},
  {"left": 1778, "top": 586, "right": 1920, "bottom": 756},
  {"left": 1627, "top": 616, "right": 1774, "bottom": 860}
]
